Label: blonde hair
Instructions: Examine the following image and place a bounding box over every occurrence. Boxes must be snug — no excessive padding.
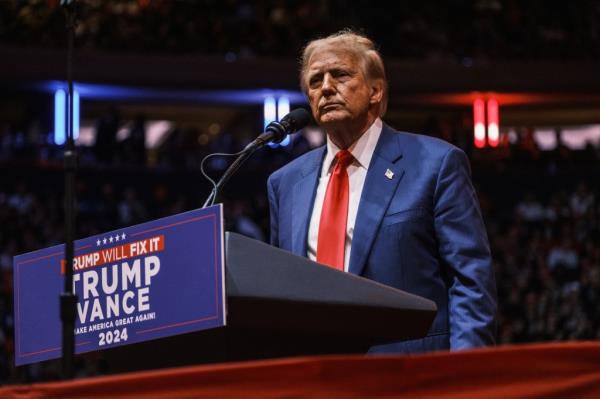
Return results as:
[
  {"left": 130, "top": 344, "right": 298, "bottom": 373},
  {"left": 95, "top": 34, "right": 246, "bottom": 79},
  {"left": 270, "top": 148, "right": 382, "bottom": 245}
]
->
[{"left": 300, "top": 30, "right": 388, "bottom": 116}]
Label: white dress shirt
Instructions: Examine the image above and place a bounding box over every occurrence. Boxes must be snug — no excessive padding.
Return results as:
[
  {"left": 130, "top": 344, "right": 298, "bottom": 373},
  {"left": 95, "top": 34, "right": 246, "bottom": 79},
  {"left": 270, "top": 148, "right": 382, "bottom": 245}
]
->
[{"left": 307, "top": 118, "right": 383, "bottom": 271}]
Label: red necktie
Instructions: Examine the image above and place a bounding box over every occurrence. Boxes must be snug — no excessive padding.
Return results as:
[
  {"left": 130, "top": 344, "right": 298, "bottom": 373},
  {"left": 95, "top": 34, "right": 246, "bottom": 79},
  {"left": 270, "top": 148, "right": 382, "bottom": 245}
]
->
[{"left": 317, "top": 150, "right": 354, "bottom": 271}]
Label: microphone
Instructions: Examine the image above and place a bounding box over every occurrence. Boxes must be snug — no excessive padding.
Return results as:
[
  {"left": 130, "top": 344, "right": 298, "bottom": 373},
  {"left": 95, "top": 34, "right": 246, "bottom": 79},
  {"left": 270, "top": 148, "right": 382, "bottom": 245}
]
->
[{"left": 244, "top": 108, "right": 311, "bottom": 151}]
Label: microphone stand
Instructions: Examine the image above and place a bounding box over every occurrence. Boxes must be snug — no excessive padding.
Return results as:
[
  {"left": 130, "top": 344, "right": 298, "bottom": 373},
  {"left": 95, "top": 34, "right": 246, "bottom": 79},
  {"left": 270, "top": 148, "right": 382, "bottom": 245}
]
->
[
  {"left": 60, "top": 0, "right": 78, "bottom": 379},
  {"left": 202, "top": 110, "right": 308, "bottom": 207},
  {"left": 202, "top": 148, "right": 256, "bottom": 208}
]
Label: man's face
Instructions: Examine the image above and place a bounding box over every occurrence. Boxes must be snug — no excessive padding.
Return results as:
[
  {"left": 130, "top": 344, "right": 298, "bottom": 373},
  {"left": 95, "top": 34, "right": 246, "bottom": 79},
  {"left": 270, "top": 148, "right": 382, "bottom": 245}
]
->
[{"left": 305, "top": 48, "right": 377, "bottom": 129}]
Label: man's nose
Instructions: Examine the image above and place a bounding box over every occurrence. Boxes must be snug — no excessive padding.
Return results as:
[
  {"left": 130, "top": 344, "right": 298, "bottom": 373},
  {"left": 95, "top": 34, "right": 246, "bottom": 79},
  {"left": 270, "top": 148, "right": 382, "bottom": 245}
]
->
[{"left": 321, "top": 73, "right": 335, "bottom": 94}]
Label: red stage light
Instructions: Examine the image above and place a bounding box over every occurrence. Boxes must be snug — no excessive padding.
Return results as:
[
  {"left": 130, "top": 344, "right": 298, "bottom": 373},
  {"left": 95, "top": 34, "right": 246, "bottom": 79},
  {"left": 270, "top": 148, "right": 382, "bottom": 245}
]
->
[
  {"left": 473, "top": 98, "right": 486, "bottom": 148},
  {"left": 487, "top": 98, "right": 499, "bottom": 147}
]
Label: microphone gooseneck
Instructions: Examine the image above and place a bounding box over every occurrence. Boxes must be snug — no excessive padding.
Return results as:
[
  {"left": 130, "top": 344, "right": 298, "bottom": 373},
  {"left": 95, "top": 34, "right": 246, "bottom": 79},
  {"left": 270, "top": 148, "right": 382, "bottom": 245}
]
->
[{"left": 202, "top": 108, "right": 311, "bottom": 208}]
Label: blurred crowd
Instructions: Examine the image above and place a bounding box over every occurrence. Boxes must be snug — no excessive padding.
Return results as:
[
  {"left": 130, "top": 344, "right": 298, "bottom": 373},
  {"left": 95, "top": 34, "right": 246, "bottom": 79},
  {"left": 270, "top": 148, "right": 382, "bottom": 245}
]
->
[
  {"left": 1, "top": 0, "right": 600, "bottom": 61},
  {"left": 494, "top": 183, "right": 600, "bottom": 344},
  {"left": 1, "top": 112, "right": 600, "bottom": 382}
]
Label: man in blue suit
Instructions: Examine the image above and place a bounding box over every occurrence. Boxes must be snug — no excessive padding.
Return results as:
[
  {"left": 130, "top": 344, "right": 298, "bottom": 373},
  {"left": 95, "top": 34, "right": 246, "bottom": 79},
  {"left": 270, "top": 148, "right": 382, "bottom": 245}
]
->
[{"left": 267, "top": 30, "right": 497, "bottom": 353}]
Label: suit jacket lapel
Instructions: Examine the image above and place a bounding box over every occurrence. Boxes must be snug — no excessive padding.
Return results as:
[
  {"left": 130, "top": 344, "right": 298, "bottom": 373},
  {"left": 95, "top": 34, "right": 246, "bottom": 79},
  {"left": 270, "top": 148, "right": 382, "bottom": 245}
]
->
[
  {"left": 291, "top": 146, "right": 326, "bottom": 256},
  {"left": 349, "top": 125, "right": 404, "bottom": 276}
]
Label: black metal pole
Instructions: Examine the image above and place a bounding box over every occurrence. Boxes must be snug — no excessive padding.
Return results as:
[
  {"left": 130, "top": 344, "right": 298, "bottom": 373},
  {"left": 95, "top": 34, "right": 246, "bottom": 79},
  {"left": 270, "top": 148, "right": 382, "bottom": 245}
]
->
[{"left": 60, "top": 0, "right": 78, "bottom": 380}]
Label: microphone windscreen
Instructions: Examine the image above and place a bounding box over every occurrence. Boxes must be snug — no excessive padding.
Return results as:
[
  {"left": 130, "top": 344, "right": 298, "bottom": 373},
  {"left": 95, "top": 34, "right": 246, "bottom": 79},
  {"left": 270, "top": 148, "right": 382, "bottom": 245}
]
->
[{"left": 280, "top": 108, "right": 311, "bottom": 132}]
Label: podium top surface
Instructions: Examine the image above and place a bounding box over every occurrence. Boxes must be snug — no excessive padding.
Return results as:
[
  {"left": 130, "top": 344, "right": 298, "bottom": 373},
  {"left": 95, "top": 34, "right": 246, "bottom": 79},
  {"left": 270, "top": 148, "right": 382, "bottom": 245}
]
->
[{"left": 225, "top": 232, "right": 437, "bottom": 343}]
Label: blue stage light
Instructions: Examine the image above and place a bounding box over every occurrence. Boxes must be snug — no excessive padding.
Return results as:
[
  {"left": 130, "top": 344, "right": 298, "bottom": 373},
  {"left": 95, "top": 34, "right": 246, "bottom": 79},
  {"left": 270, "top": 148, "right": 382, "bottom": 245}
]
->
[
  {"left": 263, "top": 96, "right": 276, "bottom": 130},
  {"left": 54, "top": 89, "right": 66, "bottom": 145},
  {"left": 54, "top": 88, "right": 80, "bottom": 145},
  {"left": 278, "top": 96, "right": 291, "bottom": 147},
  {"left": 73, "top": 90, "right": 80, "bottom": 140},
  {"left": 269, "top": 96, "right": 291, "bottom": 148}
]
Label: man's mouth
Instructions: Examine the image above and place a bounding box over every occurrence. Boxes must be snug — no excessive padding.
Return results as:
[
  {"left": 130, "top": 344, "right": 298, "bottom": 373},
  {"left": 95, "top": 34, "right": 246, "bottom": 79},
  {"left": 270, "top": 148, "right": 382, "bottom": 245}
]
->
[{"left": 321, "top": 103, "right": 342, "bottom": 112}]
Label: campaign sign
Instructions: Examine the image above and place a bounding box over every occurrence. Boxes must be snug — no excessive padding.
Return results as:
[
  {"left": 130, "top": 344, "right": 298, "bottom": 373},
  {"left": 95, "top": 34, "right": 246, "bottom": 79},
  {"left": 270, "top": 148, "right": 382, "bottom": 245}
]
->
[{"left": 13, "top": 205, "right": 225, "bottom": 366}]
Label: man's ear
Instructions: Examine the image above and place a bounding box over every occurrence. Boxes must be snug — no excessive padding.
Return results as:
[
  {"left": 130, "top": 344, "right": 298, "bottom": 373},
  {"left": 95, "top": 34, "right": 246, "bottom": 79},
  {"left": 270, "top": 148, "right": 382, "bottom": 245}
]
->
[{"left": 369, "top": 79, "right": 384, "bottom": 104}]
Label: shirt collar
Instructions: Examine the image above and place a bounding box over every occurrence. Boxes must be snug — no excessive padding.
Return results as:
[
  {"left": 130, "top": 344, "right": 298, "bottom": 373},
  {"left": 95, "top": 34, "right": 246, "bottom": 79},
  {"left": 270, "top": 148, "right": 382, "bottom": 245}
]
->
[{"left": 322, "top": 117, "right": 383, "bottom": 175}]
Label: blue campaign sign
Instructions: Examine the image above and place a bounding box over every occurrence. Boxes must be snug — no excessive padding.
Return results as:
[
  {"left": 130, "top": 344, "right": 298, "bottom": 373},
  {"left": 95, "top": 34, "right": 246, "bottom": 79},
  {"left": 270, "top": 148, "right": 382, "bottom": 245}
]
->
[{"left": 13, "top": 205, "right": 225, "bottom": 366}]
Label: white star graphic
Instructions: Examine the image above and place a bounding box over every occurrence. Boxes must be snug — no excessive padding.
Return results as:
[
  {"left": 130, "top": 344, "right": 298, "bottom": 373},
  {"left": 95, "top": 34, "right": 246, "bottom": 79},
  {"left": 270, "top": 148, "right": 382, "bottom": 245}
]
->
[
  {"left": 121, "top": 233, "right": 126, "bottom": 240},
  {"left": 96, "top": 239, "right": 101, "bottom": 246},
  {"left": 115, "top": 235, "right": 120, "bottom": 242},
  {"left": 102, "top": 238, "right": 107, "bottom": 245},
  {"left": 109, "top": 236, "right": 114, "bottom": 243}
]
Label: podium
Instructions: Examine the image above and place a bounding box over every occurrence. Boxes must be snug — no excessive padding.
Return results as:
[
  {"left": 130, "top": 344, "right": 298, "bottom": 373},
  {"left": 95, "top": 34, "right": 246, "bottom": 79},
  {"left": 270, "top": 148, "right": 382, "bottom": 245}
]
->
[{"left": 101, "top": 232, "right": 437, "bottom": 373}]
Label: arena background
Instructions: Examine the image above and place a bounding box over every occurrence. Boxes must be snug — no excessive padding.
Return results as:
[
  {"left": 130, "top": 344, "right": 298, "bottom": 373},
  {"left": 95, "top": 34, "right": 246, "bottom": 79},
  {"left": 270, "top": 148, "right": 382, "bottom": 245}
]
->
[{"left": 1, "top": 0, "right": 600, "bottom": 383}]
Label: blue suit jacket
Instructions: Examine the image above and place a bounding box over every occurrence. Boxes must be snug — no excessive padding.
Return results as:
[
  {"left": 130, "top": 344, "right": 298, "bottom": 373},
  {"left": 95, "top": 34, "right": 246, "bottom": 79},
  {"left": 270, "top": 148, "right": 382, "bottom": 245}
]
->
[{"left": 267, "top": 124, "right": 497, "bottom": 353}]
